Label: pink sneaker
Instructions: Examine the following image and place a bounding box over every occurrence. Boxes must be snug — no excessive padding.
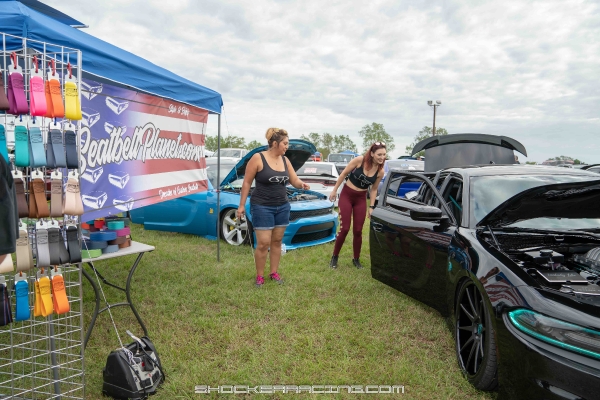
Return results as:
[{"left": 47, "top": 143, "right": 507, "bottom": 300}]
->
[
  {"left": 269, "top": 272, "right": 284, "bottom": 285},
  {"left": 255, "top": 275, "right": 265, "bottom": 287}
]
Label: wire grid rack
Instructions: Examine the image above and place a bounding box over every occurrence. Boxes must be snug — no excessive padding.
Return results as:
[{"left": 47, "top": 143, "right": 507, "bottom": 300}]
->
[{"left": 1, "top": 32, "right": 85, "bottom": 399}]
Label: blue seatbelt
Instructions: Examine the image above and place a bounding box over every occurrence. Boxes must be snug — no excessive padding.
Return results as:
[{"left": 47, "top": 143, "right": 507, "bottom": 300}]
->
[
  {"left": 48, "top": 129, "right": 67, "bottom": 168},
  {"left": 28, "top": 126, "right": 47, "bottom": 167},
  {"left": 0, "top": 125, "right": 8, "bottom": 162},
  {"left": 14, "top": 279, "right": 30, "bottom": 321},
  {"left": 14, "top": 125, "right": 29, "bottom": 167}
]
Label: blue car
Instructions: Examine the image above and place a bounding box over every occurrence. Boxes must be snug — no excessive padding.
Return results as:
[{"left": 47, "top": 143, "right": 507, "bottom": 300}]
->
[{"left": 130, "top": 140, "right": 339, "bottom": 250}]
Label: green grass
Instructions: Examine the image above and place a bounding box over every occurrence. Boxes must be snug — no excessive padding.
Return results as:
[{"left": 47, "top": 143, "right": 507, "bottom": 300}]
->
[{"left": 80, "top": 220, "right": 497, "bottom": 399}]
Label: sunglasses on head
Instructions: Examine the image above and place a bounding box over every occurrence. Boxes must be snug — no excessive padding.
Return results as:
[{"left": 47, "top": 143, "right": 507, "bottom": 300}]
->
[{"left": 373, "top": 142, "right": 386, "bottom": 146}]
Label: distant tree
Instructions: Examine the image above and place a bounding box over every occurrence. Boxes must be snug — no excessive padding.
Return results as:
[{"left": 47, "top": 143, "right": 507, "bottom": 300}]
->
[
  {"left": 405, "top": 126, "right": 448, "bottom": 157},
  {"left": 525, "top": 161, "right": 537, "bottom": 165},
  {"left": 246, "top": 140, "right": 263, "bottom": 150},
  {"left": 333, "top": 135, "right": 358, "bottom": 153},
  {"left": 358, "top": 122, "right": 395, "bottom": 153},
  {"left": 204, "top": 135, "right": 246, "bottom": 151},
  {"left": 300, "top": 133, "right": 322, "bottom": 147},
  {"left": 574, "top": 159, "right": 584, "bottom": 165}
]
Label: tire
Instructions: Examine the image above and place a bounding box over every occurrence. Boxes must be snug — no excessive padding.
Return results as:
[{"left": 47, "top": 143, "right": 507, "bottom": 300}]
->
[
  {"left": 220, "top": 208, "right": 250, "bottom": 246},
  {"left": 455, "top": 279, "right": 498, "bottom": 391}
]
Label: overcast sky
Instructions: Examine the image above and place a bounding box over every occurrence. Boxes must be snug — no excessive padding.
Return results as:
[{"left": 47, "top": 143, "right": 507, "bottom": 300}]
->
[{"left": 45, "top": 0, "right": 600, "bottom": 163}]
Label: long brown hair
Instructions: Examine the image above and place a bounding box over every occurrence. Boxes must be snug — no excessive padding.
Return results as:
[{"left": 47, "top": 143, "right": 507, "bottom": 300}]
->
[{"left": 363, "top": 142, "right": 386, "bottom": 171}]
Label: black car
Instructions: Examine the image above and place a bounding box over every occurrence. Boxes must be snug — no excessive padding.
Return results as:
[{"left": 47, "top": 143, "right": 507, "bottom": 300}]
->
[
  {"left": 370, "top": 134, "right": 600, "bottom": 399},
  {"left": 582, "top": 164, "right": 600, "bottom": 174}
]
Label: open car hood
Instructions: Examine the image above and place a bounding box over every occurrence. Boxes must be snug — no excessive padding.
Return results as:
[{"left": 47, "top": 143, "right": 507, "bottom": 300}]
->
[
  {"left": 477, "top": 179, "right": 600, "bottom": 228},
  {"left": 220, "top": 139, "right": 317, "bottom": 187}
]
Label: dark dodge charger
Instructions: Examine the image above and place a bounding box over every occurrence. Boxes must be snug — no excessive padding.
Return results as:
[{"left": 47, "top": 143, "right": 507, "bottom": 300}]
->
[{"left": 371, "top": 134, "right": 600, "bottom": 399}]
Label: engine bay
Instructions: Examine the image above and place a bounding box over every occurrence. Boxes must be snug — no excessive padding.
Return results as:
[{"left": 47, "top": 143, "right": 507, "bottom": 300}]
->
[{"left": 480, "top": 230, "right": 600, "bottom": 297}]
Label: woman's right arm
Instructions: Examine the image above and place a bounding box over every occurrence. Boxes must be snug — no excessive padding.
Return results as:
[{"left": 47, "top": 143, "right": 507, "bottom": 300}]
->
[
  {"left": 237, "top": 154, "right": 260, "bottom": 219},
  {"left": 328, "top": 156, "right": 363, "bottom": 202}
]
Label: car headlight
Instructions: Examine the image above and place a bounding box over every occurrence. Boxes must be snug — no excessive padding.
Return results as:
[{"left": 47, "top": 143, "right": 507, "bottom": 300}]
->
[{"left": 508, "top": 309, "right": 600, "bottom": 360}]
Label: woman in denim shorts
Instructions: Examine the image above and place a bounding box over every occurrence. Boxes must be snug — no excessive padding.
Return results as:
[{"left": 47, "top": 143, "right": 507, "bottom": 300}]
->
[{"left": 237, "top": 128, "right": 310, "bottom": 287}]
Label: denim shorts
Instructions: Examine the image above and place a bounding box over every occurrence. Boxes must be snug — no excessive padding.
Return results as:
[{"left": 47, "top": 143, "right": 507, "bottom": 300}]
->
[{"left": 250, "top": 202, "right": 291, "bottom": 230}]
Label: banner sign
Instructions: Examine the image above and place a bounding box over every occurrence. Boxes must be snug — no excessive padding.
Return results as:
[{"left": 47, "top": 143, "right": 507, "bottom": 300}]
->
[{"left": 79, "top": 78, "right": 209, "bottom": 221}]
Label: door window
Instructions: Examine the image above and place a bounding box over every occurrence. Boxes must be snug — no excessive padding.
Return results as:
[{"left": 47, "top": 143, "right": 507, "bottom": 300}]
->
[{"left": 440, "top": 177, "right": 463, "bottom": 225}]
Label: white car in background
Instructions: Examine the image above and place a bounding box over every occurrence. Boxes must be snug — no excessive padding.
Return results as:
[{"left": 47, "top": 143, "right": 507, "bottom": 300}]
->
[
  {"left": 294, "top": 162, "right": 343, "bottom": 206},
  {"left": 212, "top": 148, "right": 249, "bottom": 161}
]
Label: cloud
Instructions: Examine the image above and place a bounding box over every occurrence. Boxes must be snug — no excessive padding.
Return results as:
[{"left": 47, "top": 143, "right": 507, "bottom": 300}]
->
[{"left": 46, "top": 0, "right": 600, "bottom": 162}]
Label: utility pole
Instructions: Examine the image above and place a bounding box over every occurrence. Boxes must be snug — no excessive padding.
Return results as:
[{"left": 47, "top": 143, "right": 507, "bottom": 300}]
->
[{"left": 427, "top": 100, "right": 442, "bottom": 135}]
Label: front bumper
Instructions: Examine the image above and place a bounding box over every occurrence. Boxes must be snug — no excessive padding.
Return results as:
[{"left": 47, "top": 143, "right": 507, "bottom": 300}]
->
[
  {"left": 497, "top": 312, "right": 600, "bottom": 399},
  {"left": 280, "top": 212, "right": 338, "bottom": 250}
]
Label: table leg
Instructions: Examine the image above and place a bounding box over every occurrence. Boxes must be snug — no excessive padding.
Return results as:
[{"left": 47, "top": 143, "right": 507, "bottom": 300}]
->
[
  {"left": 127, "top": 253, "right": 149, "bottom": 337},
  {"left": 81, "top": 265, "right": 100, "bottom": 349},
  {"left": 82, "top": 253, "right": 149, "bottom": 349}
]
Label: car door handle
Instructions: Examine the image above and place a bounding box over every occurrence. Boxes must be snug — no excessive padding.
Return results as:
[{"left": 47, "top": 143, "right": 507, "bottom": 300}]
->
[{"left": 372, "top": 222, "right": 383, "bottom": 232}]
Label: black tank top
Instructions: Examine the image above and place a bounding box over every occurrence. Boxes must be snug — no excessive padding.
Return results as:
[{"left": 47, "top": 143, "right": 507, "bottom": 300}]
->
[
  {"left": 250, "top": 153, "right": 290, "bottom": 206},
  {"left": 348, "top": 163, "right": 378, "bottom": 189}
]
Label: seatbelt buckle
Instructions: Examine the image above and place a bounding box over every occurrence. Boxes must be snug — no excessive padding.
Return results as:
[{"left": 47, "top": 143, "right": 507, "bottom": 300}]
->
[
  {"left": 51, "top": 169, "right": 63, "bottom": 181},
  {"left": 11, "top": 169, "right": 24, "bottom": 180},
  {"left": 15, "top": 271, "right": 27, "bottom": 283},
  {"left": 36, "top": 266, "right": 48, "bottom": 281},
  {"left": 14, "top": 114, "right": 27, "bottom": 128},
  {"left": 50, "top": 266, "right": 62, "bottom": 278},
  {"left": 68, "top": 169, "right": 80, "bottom": 181},
  {"left": 35, "top": 219, "right": 48, "bottom": 231},
  {"left": 31, "top": 168, "right": 43, "bottom": 181}
]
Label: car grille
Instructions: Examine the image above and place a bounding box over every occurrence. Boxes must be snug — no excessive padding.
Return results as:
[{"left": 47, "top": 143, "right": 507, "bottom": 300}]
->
[
  {"left": 290, "top": 208, "right": 332, "bottom": 221},
  {"left": 291, "top": 229, "right": 333, "bottom": 244}
]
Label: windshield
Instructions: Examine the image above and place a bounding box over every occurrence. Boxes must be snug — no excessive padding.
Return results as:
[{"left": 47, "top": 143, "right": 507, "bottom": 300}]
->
[
  {"left": 470, "top": 174, "right": 600, "bottom": 229},
  {"left": 206, "top": 165, "right": 236, "bottom": 188},
  {"left": 216, "top": 149, "right": 242, "bottom": 158},
  {"left": 297, "top": 164, "right": 335, "bottom": 176},
  {"left": 328, "top": 154, "right": 353, "bottom": 162}
]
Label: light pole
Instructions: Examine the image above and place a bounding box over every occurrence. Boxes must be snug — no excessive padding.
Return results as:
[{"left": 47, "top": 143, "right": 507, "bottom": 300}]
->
[{"left": 427, "top": 100, "right": 442, "bottom": 135}]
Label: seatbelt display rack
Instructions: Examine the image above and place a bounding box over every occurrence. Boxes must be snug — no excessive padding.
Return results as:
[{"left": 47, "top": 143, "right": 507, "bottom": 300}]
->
[{"left": 0, "top": 32, "right": 85, "bottom": 400}]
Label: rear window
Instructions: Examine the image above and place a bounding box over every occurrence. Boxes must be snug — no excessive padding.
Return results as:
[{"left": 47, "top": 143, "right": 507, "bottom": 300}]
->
[{"left": 328, "top": 154, "right": 354, "bottom": 162}]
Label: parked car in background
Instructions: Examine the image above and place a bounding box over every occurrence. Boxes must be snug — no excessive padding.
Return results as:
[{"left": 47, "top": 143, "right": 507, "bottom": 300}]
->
[
  {"left": 212, "top": 148, "right": 249, "bottom": 160},
  {"left": 377, "top": 158, "right": 424, "bottom": 195},
  {"left": 131, "top": 140, "right": 338, "bottom": 250},
  {"left": 582, "top": 164, "right": 600, "bottom": 174},
  {"left": 370, "top": 133, "right": 600, "bottom": 399},
  {"left": 295, "top": 161, "right": 342, "bottom": 206},
  {"left": 327, "top": 153, "right": 356, "bottom": 174}
]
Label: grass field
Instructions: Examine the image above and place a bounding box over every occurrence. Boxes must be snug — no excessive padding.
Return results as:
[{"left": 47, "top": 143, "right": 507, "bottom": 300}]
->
[{"left": 81, "top": 219, "right": 497, "bottom": 399}]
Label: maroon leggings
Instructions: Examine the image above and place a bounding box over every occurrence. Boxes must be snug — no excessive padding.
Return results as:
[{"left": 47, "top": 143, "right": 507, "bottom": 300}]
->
[{"left": 333, "top": 184, "right": 367, "bottom": 259}]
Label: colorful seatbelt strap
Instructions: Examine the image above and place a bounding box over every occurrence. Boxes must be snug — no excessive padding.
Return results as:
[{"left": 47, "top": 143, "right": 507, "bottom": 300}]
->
[{"left": 14, "top": 279, "right": 30, "bottom": 321}]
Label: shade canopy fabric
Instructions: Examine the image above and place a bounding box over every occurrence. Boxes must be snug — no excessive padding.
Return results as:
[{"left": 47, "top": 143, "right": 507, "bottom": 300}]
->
[{"left": 0, "top": 0, "right": 223, "bottom": 113}]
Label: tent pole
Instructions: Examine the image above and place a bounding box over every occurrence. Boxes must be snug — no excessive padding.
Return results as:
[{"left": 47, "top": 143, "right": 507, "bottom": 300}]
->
[{"left": 216, "top": 112, "right": 221, "bottom": 262}]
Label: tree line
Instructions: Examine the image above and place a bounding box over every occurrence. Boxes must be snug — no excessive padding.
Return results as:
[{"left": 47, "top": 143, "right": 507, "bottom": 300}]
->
[{"left": 203, "top": 122, "right": 397, "bottom": 160}]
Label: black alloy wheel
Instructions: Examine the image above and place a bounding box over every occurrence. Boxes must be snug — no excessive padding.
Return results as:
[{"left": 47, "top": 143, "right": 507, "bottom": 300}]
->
[{"left": 455, "top": 280, "right": 497, "bottom": 390}]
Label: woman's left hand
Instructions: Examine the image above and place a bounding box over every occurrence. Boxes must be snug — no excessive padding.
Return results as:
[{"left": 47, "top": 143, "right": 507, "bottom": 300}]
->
[{"left": 301, "top": 182, "right": 310, "bottom": 190}]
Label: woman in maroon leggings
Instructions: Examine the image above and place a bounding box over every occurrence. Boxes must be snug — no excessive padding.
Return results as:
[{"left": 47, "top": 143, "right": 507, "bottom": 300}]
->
[{"left": 328, "top": 143, "right": 386, "bottom": 269}]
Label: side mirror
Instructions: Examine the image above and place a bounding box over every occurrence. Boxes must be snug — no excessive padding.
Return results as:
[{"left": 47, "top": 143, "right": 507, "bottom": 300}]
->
[{"left": 409, "top": 205, "right": 443, "bottom": 221}]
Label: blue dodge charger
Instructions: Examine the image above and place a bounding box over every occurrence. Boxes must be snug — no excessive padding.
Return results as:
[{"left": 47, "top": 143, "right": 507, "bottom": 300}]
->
[{"left": 131, "top": 140, "right": 338, "bottom": 250}]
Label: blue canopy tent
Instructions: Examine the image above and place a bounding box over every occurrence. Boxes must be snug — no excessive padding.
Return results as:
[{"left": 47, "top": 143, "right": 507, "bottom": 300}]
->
[
  {"left": 0, "top": 0, "right": 231, "bottom": 260},
  {"left": 0, "top": 0, "right": 222, "bottom": 113}
]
